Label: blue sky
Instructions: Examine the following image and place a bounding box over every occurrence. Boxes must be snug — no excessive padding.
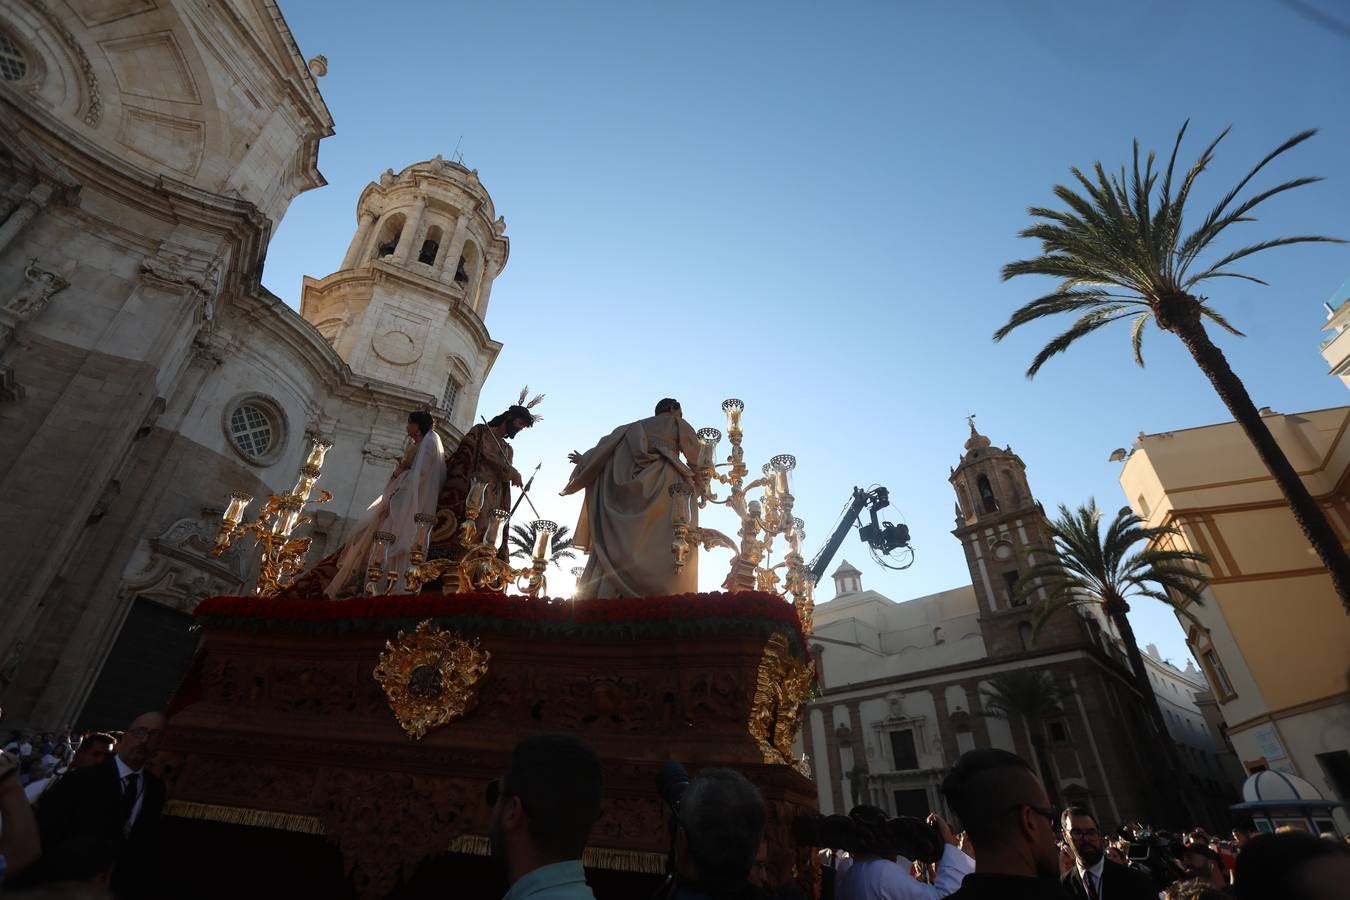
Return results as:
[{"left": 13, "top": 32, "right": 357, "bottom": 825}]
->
[{"left": 264, "top": 1, "right": 1350, "bottom": 669}]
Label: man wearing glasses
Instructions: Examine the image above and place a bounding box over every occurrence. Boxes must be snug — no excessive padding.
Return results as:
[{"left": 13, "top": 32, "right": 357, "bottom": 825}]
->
[
  {"left": 937, "top": 749, "right": 1068, "bottom": 899},
  {"left": 487, "top": 734, "right": 603, "bottom": 899},
  {"left": 1061, "top": 807, "right": 1154, "bottom": 900},
  {"left": 25, "top": 711, "right": 166, "bottom": 890}
]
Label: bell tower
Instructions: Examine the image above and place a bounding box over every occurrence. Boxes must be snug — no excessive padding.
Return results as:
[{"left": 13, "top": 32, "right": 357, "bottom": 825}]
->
[
  {"left": 300, "top": 156, "right": 509, "bottom": 433},
  {"left": 949, "top": 417, "right": 1080, "bottom": 657}
]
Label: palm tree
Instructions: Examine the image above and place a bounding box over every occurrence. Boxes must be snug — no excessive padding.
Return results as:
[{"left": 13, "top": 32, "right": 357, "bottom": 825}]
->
[
  {"left": 994, "top": 123, "right": 1350, "bottom": 612},
  {"left": 1017, "top": 499, "right": 1208, "bottom": 823},
  {"left": 507, "top": 521, "right": 577, "bottom": 569},
  {"left": 979, "top": 669, "right": 1074, "bottom": 808}
]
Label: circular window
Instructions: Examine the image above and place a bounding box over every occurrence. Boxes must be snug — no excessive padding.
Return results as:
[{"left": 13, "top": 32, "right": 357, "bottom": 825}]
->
[
  {"left": 0, "top": 32, "right": 27, "bottom": 82},
  {"left": 222, "top": 394, "right": 288, "bottom": 466},
  {"left": 230, "top": 404, "right": 274, "bottom": 458}
]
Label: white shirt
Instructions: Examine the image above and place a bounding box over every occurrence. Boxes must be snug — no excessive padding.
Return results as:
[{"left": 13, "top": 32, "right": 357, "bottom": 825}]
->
[
  {"left": 24, "top": 773, "right": 57, "bottom": 804},
  {"left": 114, "top": 755, "right": 145, "bottom": 829},
  {"left": 836, "top": 844, "right": 974, "bottom": 900},
  {"left": 1076, "top": 856, "right": 1106, "bottom": 899}
]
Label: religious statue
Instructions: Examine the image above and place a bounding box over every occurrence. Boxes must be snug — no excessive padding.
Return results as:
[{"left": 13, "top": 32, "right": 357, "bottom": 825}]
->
[
  {"left": 278, "top": 411, "right": 444, "bottom": 598},
  {"left": 7, "top": 261, "right": 66, "bottom": 317},
  {"left": 422, "top": 390, "right": 542, "bottom": 580},
  {"left": 562, "top": 398, "right": 701, "bottom": 599}
]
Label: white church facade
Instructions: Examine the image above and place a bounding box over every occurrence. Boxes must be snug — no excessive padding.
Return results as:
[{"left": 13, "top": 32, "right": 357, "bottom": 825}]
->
[{"left": 0, "top": 0, "right": 507, "bottom": 730}]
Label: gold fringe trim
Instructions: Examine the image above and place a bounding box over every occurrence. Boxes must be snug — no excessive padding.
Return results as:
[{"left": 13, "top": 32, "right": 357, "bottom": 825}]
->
[
  {"left": 164, "top": 800, "right": 326, "bottom": 835},
  {"left": 447, "top": 833, "right": 492, "bottom": 856},
  {"left": 448, "top": 833, "right": 666, "bottom": 875}
]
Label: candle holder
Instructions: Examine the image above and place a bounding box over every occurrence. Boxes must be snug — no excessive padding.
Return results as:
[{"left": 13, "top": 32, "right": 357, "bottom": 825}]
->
[
  {"left": 695, "top": 428, "right": 721, "bottom": 504},
  {"left": 212, "top": 437, "right": 334, "bottom": 596},
  {"left": 669, "top": 482, "right": 695, "bottom": 571},
  {"left": 364, "top": 531, "right": 396, "bottom": 595},
  {"left": 682, "top": 400, "right": 812, "bottom": 630}
]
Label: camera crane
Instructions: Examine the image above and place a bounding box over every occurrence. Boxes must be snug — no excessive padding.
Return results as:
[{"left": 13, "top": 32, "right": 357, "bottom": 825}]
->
[{"left": 807, "top": 486, "right": 914, "bottom": 584}]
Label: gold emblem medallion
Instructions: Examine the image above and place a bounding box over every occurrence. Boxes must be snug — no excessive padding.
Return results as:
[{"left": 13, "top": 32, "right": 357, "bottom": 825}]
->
[{"left": 373, "top": 620, "right": 490, "bottom": 740}]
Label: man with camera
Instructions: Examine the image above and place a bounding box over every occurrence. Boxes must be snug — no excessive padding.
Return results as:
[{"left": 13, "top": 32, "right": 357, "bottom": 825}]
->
[{"left": 833, "top": 805, "right": 974, "bottom": 900}]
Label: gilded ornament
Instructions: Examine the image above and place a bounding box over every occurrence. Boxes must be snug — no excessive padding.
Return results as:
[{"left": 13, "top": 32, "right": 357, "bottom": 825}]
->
[
  {"left": 748, "top": 632, "right": 815, "bottom": 765},
  {"left": 373, "top": 620, "right": 490, "bottom": 740}
]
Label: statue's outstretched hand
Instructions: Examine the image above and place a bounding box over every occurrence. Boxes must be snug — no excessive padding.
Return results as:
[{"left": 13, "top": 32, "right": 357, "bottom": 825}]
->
[
  {"left": 567, "top": 451, "right": 582, "bottom": 465},
  {"left": 509, "top": 468, "right": 524, "bottom": 488}
]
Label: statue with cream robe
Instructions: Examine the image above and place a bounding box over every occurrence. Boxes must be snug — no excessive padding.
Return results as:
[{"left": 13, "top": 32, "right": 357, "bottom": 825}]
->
[{"left": 562, "top": 398, "right": 701, "bottom": 599}]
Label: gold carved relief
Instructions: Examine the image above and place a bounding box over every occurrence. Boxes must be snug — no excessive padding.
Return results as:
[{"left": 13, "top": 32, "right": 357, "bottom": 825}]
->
[
  {"left": 373, "top": 620, "right": 490, "bottom": 740},
  {"left": 748, "top": 631, "right": 814, "bottom": 765}
]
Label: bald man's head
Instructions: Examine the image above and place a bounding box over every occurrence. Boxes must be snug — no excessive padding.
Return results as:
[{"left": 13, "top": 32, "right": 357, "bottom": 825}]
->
[
  {"left": 940, "top": 749, "right": 1059, "bottom": 877},
  {"left": 117, "top": 711, "right": 165, "bottom": 770}
]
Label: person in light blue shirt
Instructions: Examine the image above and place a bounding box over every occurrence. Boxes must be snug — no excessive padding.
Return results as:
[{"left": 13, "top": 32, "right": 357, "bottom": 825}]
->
[{"left": 489, "top": 734, "right": 603, "bottom": 900}]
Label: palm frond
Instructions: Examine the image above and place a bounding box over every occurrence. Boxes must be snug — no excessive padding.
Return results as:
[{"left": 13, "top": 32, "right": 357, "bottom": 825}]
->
[
  {"left": 1129, "top": 312, "right": 1150, "bottom": 365},
  {"left": 997, "top": 123, "right": 1338, "bottom": 373},
  {"left": 1023, "top": 500, "right": 1210, "bottom": 641},
  {"left": 1177, "top": 130, "right": 1318, "bottom": 272},
  {"left": 1184, "top": 234, "right": 1346, "bottom": 289},
  {"left": 1024, "top": 307, "right": 1134, "bottom": 378}
]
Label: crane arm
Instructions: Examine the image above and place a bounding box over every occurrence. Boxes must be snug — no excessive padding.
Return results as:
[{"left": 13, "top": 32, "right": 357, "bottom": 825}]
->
[{"left": 807, "top": 487, "right": 870, "bottom": 584}]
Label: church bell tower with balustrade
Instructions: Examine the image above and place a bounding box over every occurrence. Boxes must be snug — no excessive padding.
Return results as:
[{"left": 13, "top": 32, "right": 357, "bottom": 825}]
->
[
  {"left": 949, "top": 418, "right": 1084, "bottom": 657},
  {"left": 300, "top": 156, "right": 508, "bottom": 434}
]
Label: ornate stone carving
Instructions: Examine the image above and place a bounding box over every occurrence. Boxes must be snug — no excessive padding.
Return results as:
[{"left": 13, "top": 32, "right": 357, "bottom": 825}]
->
[
  {"left": 748, "top": 632, "right": 814, "bottom": 765},
  {"left": 321, "top": 772, "right": 475, "bottom": 897},
  {"left": 373, "top": 621, "right": 489, "bottom": 740},
  {"left": 29, "top": 0, "right": 102, "bottom": 125}
]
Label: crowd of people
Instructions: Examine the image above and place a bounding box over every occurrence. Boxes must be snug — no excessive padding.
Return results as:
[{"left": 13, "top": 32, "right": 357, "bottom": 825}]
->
[
  {"left": 483, "top": 739, "right": 1350, "bottom": 900},
  {"left": 0, "top": 712, "right": 166, "bottom": 895},
  {"left": 0, "top": 720, "right": 1346, "bottom": 899}
]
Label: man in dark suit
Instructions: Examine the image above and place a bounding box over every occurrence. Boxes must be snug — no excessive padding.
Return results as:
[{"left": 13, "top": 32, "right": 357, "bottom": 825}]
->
[
  {"left": 33, "top": 711, "right": 167, "bottom": 891},
  {"left": 1061, "top": 807, "right": 1155, "bottom": 900}
]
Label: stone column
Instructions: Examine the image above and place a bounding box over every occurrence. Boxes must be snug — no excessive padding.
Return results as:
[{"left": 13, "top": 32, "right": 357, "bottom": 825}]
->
[
  {"left": 0, "top": 184, "right": 53, "bottom": 256},
  {"left": 341, "top": 210, "right": 377, "bottom": 269},
  {"left": 394, "top": 197, "right": 427, "bottom": 265},
  {"left": 438, "top": 215, "right": 470, "bottom": 279},
  {"left": 475, "top": 258, "right": 499, "bottom": 318}
]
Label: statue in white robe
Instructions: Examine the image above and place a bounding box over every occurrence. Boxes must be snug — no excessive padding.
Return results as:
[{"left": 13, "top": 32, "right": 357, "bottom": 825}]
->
[
  {"left": 562, "top": 399, "right": 701, "bottom": 599},
  {"left": 324, "top": 413, "right": 446, "bottom": 597}
]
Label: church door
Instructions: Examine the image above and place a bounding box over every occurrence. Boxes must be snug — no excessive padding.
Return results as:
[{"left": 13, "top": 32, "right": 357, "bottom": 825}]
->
[{"left": 77, "top": 598, "right": 200, "bottom": 731}]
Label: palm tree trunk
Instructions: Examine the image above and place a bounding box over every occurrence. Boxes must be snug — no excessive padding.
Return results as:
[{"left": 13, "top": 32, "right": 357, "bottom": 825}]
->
[
  {"left": 1107, "top": 601, "right": 1194, "bottom": 825},
  {"left": 1171, "top": 318, "right": 1350, "bottom": 613}
]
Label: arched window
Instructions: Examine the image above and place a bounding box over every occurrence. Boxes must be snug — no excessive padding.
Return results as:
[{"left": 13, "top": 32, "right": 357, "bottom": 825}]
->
[
  {"left": 419, "top": 225, "right": 443, "bottom": 266},
  {"left": 374, "top": 214, "right": 405, "bottom": 259},
  {"left": 442, "top": 376, "right": 461, "bottom": 413},
  {"left": 977, "top": 474, "right": 998, "bottom": 513},
  {"left": 0, "top": 30, "right": 27, "bottom": 82},
  {"left": 455, "top": 240, "right": 482, "bottom": 287}
]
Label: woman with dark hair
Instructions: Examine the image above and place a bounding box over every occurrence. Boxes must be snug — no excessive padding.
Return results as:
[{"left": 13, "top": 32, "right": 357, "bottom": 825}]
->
[{"left": 281, "top": 411, "right": 445, "bottom": 598}]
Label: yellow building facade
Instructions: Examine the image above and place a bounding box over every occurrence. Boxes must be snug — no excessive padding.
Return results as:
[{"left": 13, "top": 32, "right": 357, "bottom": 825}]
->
[{"left": 1119, "top": 407, "right": 1350, "bottom": 832}]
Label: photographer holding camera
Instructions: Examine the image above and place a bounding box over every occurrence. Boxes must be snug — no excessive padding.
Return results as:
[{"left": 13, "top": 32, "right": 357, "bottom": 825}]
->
[{"left": 832, "top": 805, "right": 973, "bottom": 900}]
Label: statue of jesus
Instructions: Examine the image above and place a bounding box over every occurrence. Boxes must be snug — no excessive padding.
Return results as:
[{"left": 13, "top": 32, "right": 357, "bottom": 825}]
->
[{"left": 562, "top": 398, "right": 701, "bottom": 599}]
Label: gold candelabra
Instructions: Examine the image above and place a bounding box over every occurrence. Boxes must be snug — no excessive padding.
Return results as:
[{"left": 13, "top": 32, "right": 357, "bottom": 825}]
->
[
  {"left": 397, "top": 477, "right": 555, "bottom": 597},
  {"left": 213, "top": 437, "right": 334, "bottom": 596},
  {"left": 684, "top": 399, "right": 814, "bottom": 633}
]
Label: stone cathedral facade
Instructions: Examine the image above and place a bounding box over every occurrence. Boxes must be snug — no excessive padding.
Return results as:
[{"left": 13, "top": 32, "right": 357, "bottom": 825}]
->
[{"left": 0, "top": 0, "right": 509, "bottom": 730}]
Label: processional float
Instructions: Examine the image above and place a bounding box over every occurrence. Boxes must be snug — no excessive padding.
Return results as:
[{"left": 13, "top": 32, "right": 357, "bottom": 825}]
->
[{"left": 164, "top": 399, "right": 819, "bottom": 900}]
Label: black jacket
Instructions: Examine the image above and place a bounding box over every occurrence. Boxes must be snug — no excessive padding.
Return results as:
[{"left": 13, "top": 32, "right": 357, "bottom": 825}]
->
[
  {"left": 35, "top": 754, "right": 165, "bottom": 849},
  {"left": 1062, "top": 860, "right": 1157, "bottom": 900}
]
